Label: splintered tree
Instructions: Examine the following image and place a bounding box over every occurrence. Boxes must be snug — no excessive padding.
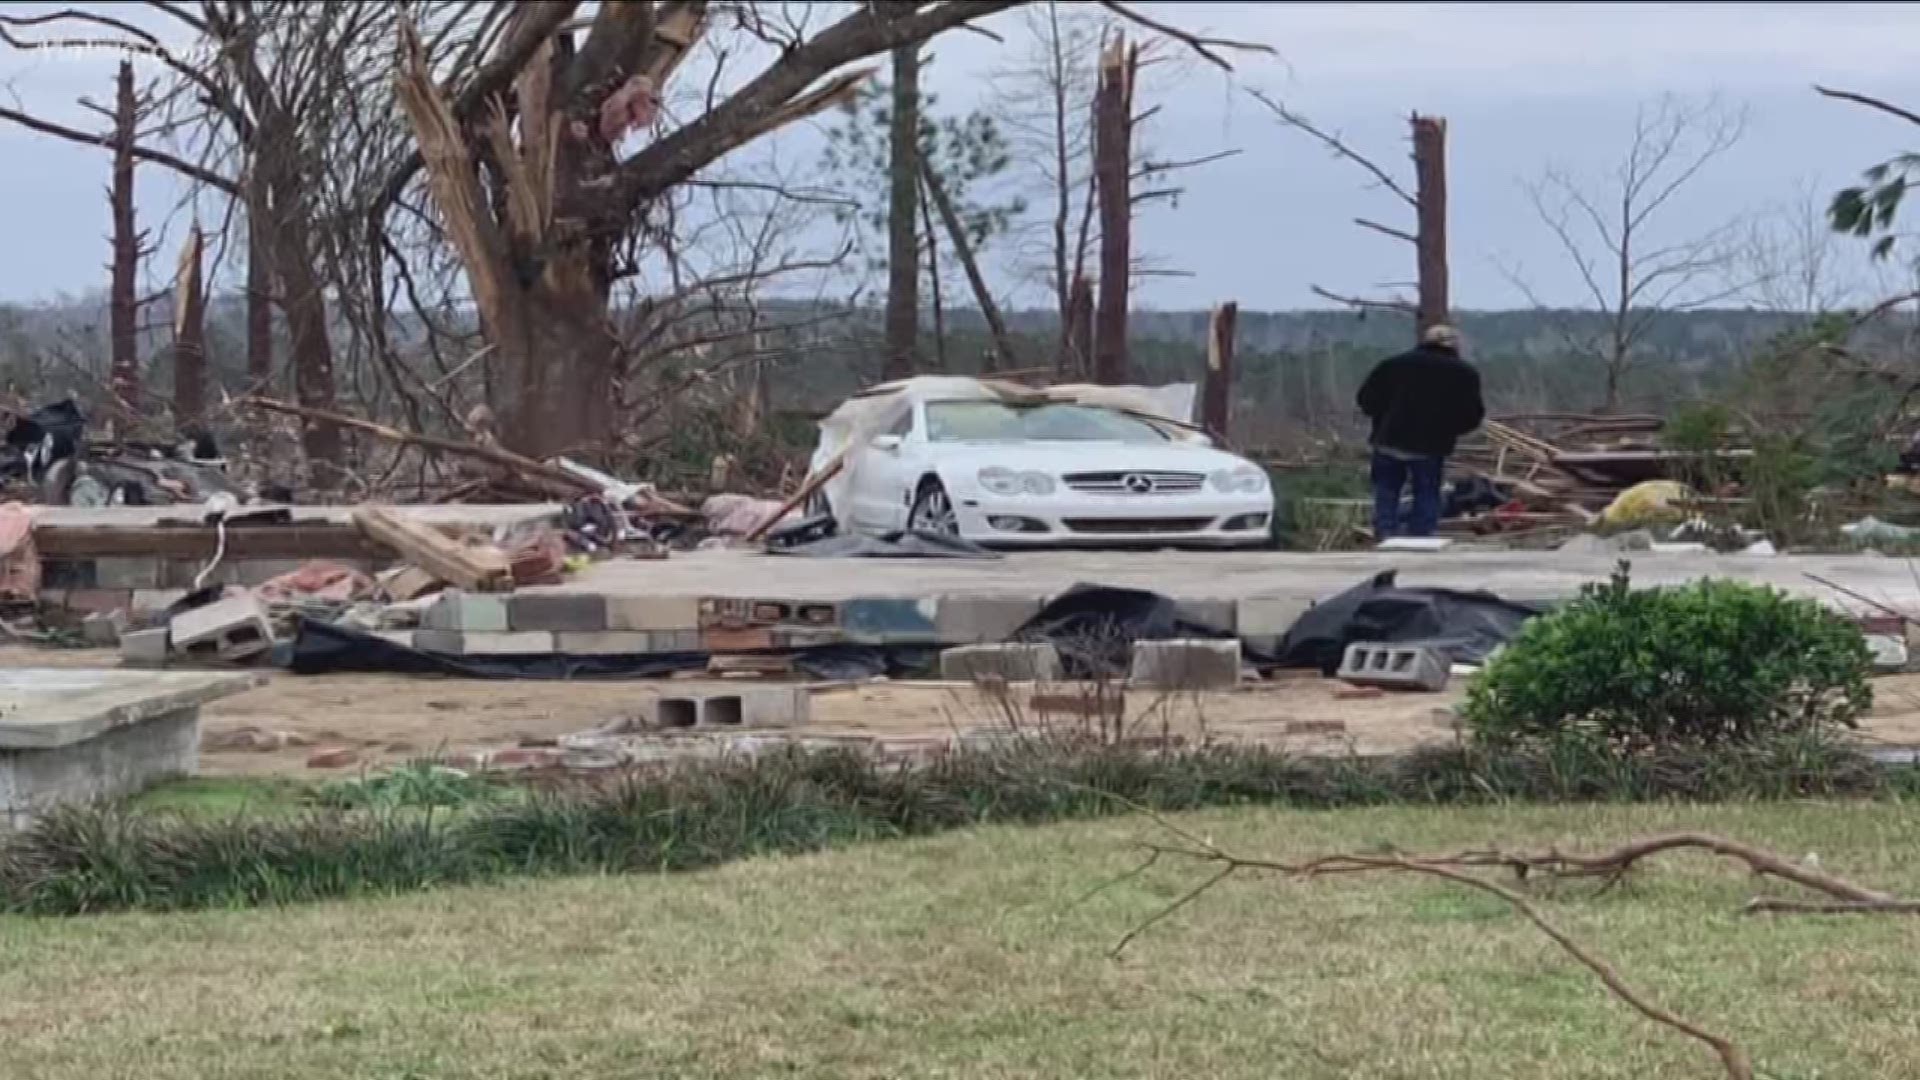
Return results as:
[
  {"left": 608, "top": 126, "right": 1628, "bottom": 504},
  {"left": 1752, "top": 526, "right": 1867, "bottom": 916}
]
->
[
  {"left": 884, "top": 42, "right": 922, "bottom": 380},
  {"left": 171, "top": 224, "right": 207, "bottom": 427},
  {"left": 1254, "top": 94, "right": 1450, "bottom": 336},
  {"left": 1090, "top": 33, "right": 1136, "bottom": 385},
  {"left": 107, "top": 59, "right": 147, "bottom": 415}
]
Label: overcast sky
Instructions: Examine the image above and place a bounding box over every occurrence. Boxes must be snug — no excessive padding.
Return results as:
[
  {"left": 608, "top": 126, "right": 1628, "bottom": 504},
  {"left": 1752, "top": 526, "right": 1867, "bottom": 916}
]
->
[{"left": 0, "top": 1, "right": 1916, "bottom": 311}]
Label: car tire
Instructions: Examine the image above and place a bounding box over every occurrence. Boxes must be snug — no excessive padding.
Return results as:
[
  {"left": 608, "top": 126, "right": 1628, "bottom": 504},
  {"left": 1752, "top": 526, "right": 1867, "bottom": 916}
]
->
[{"left": 907, "top": 477, "right": 960, "bottom": 538}]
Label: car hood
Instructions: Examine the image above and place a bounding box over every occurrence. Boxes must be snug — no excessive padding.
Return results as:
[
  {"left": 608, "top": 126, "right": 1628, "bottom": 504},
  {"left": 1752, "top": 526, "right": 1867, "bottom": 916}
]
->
[{"left": 924, "top": 440, "right": 1258, "bottom": 477}]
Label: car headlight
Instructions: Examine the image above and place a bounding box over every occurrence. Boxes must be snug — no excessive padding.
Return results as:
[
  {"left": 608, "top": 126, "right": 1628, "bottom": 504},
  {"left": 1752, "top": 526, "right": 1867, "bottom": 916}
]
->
[
  {"left": 1210, "top": 467, "right": 1268, "bottom": 493},
  {"left": 978, "top": 467, "right": 1055, "bottom": 496}
]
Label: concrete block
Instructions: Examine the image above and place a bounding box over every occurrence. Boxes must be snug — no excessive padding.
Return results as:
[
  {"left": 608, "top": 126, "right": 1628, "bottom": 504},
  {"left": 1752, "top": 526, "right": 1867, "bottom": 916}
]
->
[
  {"left": 556, "top": 631, "right": 657, "bottom": 656},
  {"left": 935, "top": 596, "right": 1043, "bottom": 644},
  {"left": 509, "top": 592, "right": 608, "bottom": 632},
  {"left": 414, "top": 630, "right": 556, "bottom": 655},
  {"left": 1866, "top": 634, "right": 1909, "bottom": 671},
  {"left": 699, "top": 597, "right": 839, "bottom": 629},
  {"left": 1174, "top": 599, "right": 1237, "bottom": 634},
  {"left": 94, "top": 557, "right": 163, "bottom": 589},
  {"left": 841, "top": 597, "right": 938, "bottom": 643},
  {"left": 772, "top": 627, "right": 845, "bottom": 650},
  {"left": 170, "top": 594, "right": 274, "bottom": 661},
  {"left": 1236, "top": 596, "right": 1314, "bottom": 637},
  {"left": 606, "top": 595, "right": 701, "bottom": 631},
  {"left": 132, "top": 589, "right": 188, "bottom": 619},
  {"left": 650, "top": 629, "right": 702, "bottom": 653},
  {"left": 940, "top": 642, "right": 1064, "bottom": 683},
  {"left": 1128, "top": 639, "right": 1242, "bottom": 690},
  {"left": 82, "top": 611, "right": 126, "bottom": 647},
  {"left": 652, "top": 687, "right": 811, "bottom": 730},
  {"left": 424, "top": 590, "right": 510, "bottom": 632},
  {"left": 120, "top": 627, "right": 170, "bottom": 667},
  {"left": 1336, "top": 642, "right": 1450, "bottom": 692}
]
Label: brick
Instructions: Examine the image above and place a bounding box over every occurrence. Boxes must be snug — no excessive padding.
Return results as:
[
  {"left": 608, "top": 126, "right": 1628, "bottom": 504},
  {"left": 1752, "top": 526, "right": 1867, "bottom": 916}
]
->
[
  {"left": 1237, "top": 596, "right": 1315, "bottom": 637},
  {"left": 934, "top": 596, "right": 1043, "bottom": 644},
  {"left": 93, "top": 557, "right": 163, "bottom": 589},
  {"left": 556, "top": 631, "right": 657, "bottom": 656},
  {"left": 509, "top": 592, "right": 607, "bottom": 632},
  {"left": 424, "top": 590, "right": 510, "bottom": 632},
  {"left": 120, "top": 626, "right": 170, "bottom": 667},
  {"left": 1174, "top": 599, "right": 1237, "bottom": 634},
  {"left": 841, "top": 597, "right": 938, "bottom": 643},
  {"left": 170, "top": 594, "right": 274, "bottom": 661},
  {"left": 1128, "top": 639, "right": 1242, "bottom": 690},
  {"left": 606, "top": 594, "right": 701, "bottom": 631},
  {"left": 1336, "top": 642, "right": 1450, "bottom": 692},
  {"left": 702, "top": 626, "right": 774, "bottom": 653},
  {"left": 306, "top": 747, "right": 360, "bottom": 769},
  {"left": 940, "top": 643, "right": 1064, "bottom": 683},
  {"left": 414, "top": 630, "right": 556, "bottom": 655}
]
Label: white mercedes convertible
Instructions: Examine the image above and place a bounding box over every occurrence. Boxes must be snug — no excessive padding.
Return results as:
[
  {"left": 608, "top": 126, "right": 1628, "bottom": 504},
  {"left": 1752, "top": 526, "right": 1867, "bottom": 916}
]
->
[{"left": 836, "top": 397, "right": 1272, "bottom": 547}]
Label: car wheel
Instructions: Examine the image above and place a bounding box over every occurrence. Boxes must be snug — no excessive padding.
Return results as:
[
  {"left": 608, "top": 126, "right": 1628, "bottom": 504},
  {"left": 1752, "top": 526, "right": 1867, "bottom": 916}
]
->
[{"left": 907, "top": 478, "right": 960, "bottom": 537}]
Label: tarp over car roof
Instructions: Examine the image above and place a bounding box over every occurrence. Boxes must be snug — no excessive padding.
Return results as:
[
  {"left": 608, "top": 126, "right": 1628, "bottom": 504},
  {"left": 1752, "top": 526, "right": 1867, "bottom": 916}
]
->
[{"left": 808, "top": 376, "right": 1199, "bottom": 525}]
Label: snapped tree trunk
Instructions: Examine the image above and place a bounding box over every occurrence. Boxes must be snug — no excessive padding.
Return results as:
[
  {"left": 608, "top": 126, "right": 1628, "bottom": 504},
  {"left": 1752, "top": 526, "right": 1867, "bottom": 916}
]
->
[
  {"left": 1092, "top": 35, "right": 1135, "bottom": 385},
  {"left": 267, "top": 169, "right": 342, "bottom": 481},
  {"left": 171, "top": 224, "right": 207, "bottom": 426},
  {"left": 1411, "top": 114, "right": 1449, "bottom": 335},
  {"left": 491, "top": 266, "right": 619, "bottom": 461},
  {"left": 1062, "top": 271, "right": 1094, "bottom": 380},
  {"left": 922, "top": 157, "right": 1019, "bottom": 372},
  {"left": 1201, "top": 301, "right": 1238, "bottom": 441},
  {"left": 882, "top": 42, "right": 922, "bottom": 381},
  {"left": 245, "top": 170, "right": 273, "bottom": 392},
  {"left": 108, "top": 59, "right": 139, "bottom": 414}
]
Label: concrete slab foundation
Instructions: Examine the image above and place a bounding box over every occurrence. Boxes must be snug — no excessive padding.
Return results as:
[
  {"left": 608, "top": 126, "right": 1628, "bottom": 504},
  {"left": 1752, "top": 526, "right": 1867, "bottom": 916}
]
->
[{"left": 0, "top": 669, "right": 259, "bottom": 828}]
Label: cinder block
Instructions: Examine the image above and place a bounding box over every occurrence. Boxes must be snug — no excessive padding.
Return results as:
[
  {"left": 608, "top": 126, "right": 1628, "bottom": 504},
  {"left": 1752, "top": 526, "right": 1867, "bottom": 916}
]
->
[
  {"left": 1236, "top": 596, "right": 1314, "bottom": 637},
  {"left": 508, "top": 592, "right": 607, "bottom": 632},
  {"left": 556, "top": 631, "right": 657, "bottom": 656},
  {"left": 1336, "top": 642, "right": 1450, "bottom": 692},
  {"left": 120, "top": 626, "right": 170, "bottom": 667},
  {"left": 1128, "top": 639, "right": 1242, "bottom": 690},
  {"left": 939, "top": 642, "right": 1064, "bottom": 683},
  {"left": 82, "top": 611, "right": 126, "bottom": 647},
  {"left": 1175, "top": 599, "right": 1237, "bottom": 634},
  {"left": 414, "top": 630, "right": 556, "bottom": 655},
  {"left": 689, "top": 687, "right": 811, "bottom": 729},
  {"left": 170, "top": 594, "right": 274, "bottom": 662},
  {"left": 699, "top": 597, "right": 839, "bottom": 629},
  {"left": 606, "top": 595, "right": 701, "bottom": 631},
  {"left": 934, "top": 596, "right": 1043, "bottom": 644},
  {"left": 842, "top": 597, "right": 938, "bottom": 643},
  {"left": 94, "top": 557, "right": 163, "bottom": 589},
  {"left": 424, "top": 590, "right": 510, "bottom": 632}
]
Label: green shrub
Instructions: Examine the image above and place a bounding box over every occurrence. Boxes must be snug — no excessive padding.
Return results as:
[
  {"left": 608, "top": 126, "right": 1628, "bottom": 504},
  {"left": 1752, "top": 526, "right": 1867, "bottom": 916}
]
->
[
  {"left": 312, "top": 761, "right": 499, "bottom": 811},
  {"left": 1463, "top": 563, "right": 1873, "bottom": 753}
]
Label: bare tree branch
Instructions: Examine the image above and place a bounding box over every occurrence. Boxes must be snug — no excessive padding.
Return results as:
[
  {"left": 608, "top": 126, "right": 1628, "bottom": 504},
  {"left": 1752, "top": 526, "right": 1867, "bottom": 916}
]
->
[
  {"left": 1816, "top": 84, "right": 1920, "bottom": 128},
  {"left": 1250, "top": 89, "right": 1416, "bottom": 207}
]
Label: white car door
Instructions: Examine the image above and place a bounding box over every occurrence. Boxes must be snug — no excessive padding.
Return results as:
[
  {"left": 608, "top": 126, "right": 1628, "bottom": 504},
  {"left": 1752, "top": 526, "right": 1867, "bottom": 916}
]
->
[{"left": 846, "top": 407, "right": 920, "bottom": 533}]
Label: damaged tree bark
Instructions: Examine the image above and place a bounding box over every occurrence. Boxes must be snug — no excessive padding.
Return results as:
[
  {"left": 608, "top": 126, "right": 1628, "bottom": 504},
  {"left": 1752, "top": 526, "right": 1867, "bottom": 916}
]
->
[
  {"left": 1091, "top": 34, "right": 1137, "bottom": 385},
  {"left": 1200, "top": 301, "right": 1237, "bottom": 441},
  {"left": 171, "top": 225, "right": 207, "bottom": 427},
  {"left": 108, "top": 59, "right": 140, "bottom": 414},
  {"left": 1411, "top": 114, "right": 1449, "bottom": 334},
  {"left": 1062, "top": 272, "right": 1094, "bottom": 380},
  {"left": 884, "top": 40, "right": 923, "bottom": 380}
]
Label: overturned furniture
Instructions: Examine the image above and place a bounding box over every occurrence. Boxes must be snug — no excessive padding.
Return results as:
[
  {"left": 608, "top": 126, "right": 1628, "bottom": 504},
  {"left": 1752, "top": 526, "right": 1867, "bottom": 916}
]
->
[{"left": 0, "top": 668, "right": 258, "bottom": 829}]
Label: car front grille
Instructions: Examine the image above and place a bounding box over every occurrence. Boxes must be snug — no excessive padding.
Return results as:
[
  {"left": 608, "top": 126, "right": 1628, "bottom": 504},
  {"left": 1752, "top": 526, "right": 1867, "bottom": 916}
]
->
[
  {"left": 1062, "top": 517, "right": 1212, "bottom": 535},
  {"left": 1062, "top": 470, "right": 1205, "bottom": 495}
]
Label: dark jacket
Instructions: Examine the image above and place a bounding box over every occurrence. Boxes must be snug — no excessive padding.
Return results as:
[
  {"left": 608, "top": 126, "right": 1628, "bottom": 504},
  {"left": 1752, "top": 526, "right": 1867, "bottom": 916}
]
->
[{"left": 1356, "top": 343, "right": 1485, "bottom": 458}]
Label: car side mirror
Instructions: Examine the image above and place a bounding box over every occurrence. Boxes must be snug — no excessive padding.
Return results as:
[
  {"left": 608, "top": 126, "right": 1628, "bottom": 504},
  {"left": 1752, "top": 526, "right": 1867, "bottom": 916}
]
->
[{"left": 870, "top": 434, "right": 903, "bottom": 452}]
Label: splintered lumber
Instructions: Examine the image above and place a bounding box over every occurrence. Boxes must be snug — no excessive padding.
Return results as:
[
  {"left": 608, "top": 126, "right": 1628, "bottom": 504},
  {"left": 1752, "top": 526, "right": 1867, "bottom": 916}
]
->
[
  {"left": 745, "top": 452, "right": 848, "bottom": 543},
  {"left": 353, "top": 505, "right": 512, "bottom": 593}
]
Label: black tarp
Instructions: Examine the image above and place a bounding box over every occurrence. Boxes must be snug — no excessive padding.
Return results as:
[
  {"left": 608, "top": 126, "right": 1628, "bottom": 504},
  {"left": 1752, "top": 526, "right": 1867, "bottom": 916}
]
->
[
  {"left": 1013, "top": 583, "right": 1234, "bottom": 676},
  {"left": 1266, "top": 570, "right": 1542, "bottom": 674},
  {"left": 289, "top": 617, "right": 937, "bottom": 681}
]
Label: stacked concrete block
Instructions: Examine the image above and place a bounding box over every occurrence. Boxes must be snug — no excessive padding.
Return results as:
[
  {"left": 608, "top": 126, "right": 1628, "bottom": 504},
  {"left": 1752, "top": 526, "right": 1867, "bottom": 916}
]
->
[
  {"left": 508, "top": 592, "right": 609, "bottom": 633},
  {"left": 1128, "top": 639, "right": 1242, "bottom": 690},
  {"left": 1336, "top": 642, "right": 1450, "bottom": 692},
  {"left": 651, "top": 686, "right": 810, "bottom": 729},
  {"left": 555, "top": 631, "right": 658, "bottom": 656},
  {"left": 606, "top": 595, "right": 700, "bottom": 632},
  {"left": 841, "top": 597, "right": 937, "bottom": 643},
  {"left": 423, "top": 591, "right": 510, "bottom": 632},
  {"left": 939, "top": 642, "right": 1064, "bottom": 683},
  {"left": 414, "top": 630, "right": 556, "bottom": 655},
  {"left": 170, "top": 594, "right": 275, "bottom": 662},
  {"left": 934, "top": 596, "right": 1043, "bottom": 644}
]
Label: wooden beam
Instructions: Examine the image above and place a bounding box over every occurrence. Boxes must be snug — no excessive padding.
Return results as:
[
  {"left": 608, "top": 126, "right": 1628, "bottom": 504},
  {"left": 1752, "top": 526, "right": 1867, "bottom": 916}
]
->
[{"left": 353, "top": 505, "right": 513, "bottom": 592}]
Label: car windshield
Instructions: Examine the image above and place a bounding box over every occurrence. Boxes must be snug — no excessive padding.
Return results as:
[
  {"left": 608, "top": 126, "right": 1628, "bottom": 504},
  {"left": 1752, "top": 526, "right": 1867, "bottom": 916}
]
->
[{"left": 923, "top": 401, "right": 1170, "bottom": 444}]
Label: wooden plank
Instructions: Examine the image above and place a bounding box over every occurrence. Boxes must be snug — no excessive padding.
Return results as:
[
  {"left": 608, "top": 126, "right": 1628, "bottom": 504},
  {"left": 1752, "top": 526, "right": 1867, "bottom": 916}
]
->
[
  {"left": 352, "top": 505, "right": 512, "bottom": 592},
  {"left": 745, "top": 452, "right": 847, "bottom": 543}
]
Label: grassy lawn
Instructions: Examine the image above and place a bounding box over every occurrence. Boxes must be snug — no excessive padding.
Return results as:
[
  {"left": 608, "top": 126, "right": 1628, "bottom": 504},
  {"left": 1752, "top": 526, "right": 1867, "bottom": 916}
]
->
[{"left": 4, "top": 801, "right": 1920, "bottom": 1079}]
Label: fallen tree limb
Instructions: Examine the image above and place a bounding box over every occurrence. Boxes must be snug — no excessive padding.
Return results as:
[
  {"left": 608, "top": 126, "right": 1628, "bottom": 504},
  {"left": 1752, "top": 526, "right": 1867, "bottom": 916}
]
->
[
  {"left": 239, "top": 396, "right": 592, "bottom": 503},
  {"left": 745, "top": 452, "right": 846, "bottom": 544}
]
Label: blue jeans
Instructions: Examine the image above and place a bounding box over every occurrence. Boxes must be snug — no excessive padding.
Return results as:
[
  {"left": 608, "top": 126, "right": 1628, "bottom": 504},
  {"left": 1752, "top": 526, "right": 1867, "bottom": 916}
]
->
[{"left": 1371, "top": 450, "right": 1444, "bottom": 539}]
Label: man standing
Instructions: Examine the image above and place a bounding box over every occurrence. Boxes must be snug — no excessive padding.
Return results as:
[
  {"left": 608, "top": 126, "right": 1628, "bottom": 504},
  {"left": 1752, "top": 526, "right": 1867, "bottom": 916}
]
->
[{"left": 1355, "top": 324, "right": 1484, "bottom": 539}]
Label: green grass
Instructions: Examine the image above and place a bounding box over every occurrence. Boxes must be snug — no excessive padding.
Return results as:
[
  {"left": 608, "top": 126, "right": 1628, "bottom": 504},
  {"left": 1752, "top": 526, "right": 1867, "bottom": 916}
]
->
[
  {"left": 4, "top": 801, "right": 1919, "bottom": 1078},
  {"left": 128, "top": 776, "right": 311, "bottom": 817}
]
